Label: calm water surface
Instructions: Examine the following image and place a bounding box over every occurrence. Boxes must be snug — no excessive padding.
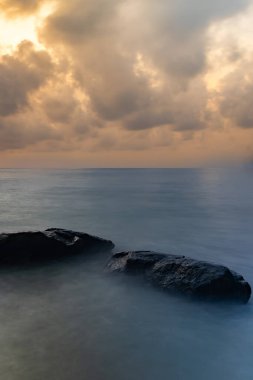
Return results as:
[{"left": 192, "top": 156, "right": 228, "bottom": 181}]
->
[{"left": 0, "top": 168, "right": 252, "bottom": 380}]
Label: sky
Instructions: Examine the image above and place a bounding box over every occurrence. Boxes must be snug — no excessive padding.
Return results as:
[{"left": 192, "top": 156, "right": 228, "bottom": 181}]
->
[{"left": 0, "top": 0, "right": 253, "bottom": 167}]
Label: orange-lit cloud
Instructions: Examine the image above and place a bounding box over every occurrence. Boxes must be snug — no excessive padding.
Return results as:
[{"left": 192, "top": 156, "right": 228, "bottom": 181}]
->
[
  {"left": 0, "top": 0, "right": 44, "bottom": 17},
  {"left": 0, "top": 0, "right": 253, "bottom": 167}
]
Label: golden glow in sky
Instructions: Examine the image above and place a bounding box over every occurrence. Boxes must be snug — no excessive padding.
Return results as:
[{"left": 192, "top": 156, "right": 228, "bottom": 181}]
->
[
  {"left": 0, "top": 0, "right": 253, "bottom": 168},
  {"left": 0, "top": 3, "right": 54, "bottom": 52}
]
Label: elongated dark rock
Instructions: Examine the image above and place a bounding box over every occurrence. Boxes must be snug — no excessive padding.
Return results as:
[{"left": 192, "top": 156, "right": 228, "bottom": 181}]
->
[
  {"left": 0, "top": 228, "right": 114, "bottom": 264},
  {"left": 107, "top": 251, "right": 251, "bottom": 303}
]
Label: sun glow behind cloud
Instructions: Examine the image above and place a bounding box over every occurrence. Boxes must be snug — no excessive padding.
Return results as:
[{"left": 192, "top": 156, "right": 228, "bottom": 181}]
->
[
  {"left": 0, "top": 3, "right": 54, "bottom": 53},
  {"left": 0, "top": 0, "right": 253, "bottom": 167}
]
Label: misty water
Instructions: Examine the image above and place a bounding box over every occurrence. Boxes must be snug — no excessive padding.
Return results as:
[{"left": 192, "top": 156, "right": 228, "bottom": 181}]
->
[{"left": 0, "top": 168, "right": 252, "bottom": 380}]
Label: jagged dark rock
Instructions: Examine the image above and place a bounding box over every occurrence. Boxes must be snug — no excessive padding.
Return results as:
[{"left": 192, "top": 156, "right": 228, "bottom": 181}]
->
[
  {"left": 107, "top": 251, "right": 251, "bottom": 303},
  {"left": 0, "top": 228, "right": 114, "bottom": 264}
]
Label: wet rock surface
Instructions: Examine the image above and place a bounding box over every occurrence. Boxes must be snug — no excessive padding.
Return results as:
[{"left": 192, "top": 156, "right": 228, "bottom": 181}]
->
[
  {"left": 107, "top": 251, "right": 251, "bottom": 303},
  {"left": 0, "top": 228, "right": 114, "bottom": 265}
]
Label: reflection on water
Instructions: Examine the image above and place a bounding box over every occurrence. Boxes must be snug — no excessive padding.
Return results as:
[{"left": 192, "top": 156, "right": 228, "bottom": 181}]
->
[{"left": 0, "top": 168, "right": 252, "bottom": 380}]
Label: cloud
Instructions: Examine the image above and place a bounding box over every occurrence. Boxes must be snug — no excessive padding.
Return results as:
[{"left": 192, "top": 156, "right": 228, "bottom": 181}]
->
[
  {"left": 219, "top": 56, "right": 253, "bottom": 128},
  {"left": 0, "top": 41, "right": 53, "bottom": 116},
  {"left": 124, "top": 108, "right": 172, "bottom": 131},
  {"left": 0, "top": 37, "right": 105, "bottom": 151},
  {"left": 0, "top": 110, "right": 59, "bottom": 150},
  {"left": 39, "top": 0, "right": 250, "bottom": 136},
  {"left": 0, "top": 0, "right": 253, "bottom": 166},
  {"left": 0, "top": 0, "right": 44, "bottom": 17},
  {"left": 42, "top": 0, "right": 120, "bottom": 43},
  {"left": 120, "top": 0, "right": 251, "bottom": 77}
]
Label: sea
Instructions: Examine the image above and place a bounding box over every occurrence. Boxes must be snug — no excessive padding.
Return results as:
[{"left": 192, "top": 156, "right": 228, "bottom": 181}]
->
[{"left": 0, "top": 168, "right": 252, "bottom": 380}]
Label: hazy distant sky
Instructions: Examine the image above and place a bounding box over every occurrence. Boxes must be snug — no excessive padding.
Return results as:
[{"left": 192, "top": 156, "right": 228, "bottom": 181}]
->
[{"left": 0, "top": 0, "right": 253, "bottom": 167}]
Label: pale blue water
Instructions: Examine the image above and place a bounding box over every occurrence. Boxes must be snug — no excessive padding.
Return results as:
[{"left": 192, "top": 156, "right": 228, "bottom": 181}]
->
[{"left": 0, "top": 168, "right": 252, "bottom": 380}]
